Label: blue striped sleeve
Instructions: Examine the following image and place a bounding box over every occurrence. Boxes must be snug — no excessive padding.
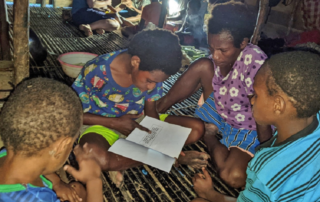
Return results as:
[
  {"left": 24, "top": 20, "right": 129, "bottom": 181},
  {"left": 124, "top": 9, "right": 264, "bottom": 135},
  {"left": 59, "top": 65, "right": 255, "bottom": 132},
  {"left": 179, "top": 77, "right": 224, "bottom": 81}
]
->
[{"left": 238, "top": 178, "right": 272, "bottom": 202}]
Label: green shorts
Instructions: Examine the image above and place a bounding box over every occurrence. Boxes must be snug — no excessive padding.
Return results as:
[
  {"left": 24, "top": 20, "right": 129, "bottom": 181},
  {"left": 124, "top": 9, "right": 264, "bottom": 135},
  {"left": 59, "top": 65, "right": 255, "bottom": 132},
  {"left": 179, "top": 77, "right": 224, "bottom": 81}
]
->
[{"left": 79, "top": 114, "right": 169, "bottom": 146}]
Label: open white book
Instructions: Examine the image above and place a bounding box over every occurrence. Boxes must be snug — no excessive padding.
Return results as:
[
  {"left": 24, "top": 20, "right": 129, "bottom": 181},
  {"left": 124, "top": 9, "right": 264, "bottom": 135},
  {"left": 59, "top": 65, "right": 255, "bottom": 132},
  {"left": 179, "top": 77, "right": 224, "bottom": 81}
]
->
[{"left": 108, "top": 116, "right": 192, "bottom": 172}]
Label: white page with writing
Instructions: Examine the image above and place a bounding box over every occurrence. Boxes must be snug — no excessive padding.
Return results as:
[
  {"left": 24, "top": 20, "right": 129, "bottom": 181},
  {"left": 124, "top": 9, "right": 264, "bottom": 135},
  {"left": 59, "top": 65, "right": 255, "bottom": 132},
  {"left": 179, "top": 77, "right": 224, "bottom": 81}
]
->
[
  {"left": 109, "top": 138, "right": 175, "bottom": 172},
  {"left": 126, "top": 116, "right": 192, "bottom": 158}
]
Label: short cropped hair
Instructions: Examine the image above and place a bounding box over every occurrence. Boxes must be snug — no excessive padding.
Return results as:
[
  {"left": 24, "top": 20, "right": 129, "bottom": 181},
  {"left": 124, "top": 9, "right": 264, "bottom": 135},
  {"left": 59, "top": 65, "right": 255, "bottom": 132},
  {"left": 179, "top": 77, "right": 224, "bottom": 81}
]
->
[
  {"left": 264, "top": 50, "right": 320, "bottom": 118},
  {"left": 0, "top": 78, "right": 83, "bottom": 156},
  {"left": 208, "top": 4, "right": 256, "bottom": 48},
  {"left": 128, "top": 29, "right": 182, "bottom": 75}
]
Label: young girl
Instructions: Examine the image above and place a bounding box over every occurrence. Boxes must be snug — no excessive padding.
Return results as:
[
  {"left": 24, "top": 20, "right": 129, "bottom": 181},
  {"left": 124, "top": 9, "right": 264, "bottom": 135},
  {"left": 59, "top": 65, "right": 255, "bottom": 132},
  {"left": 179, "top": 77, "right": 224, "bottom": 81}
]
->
[
  {"left": 157, "top": 4, "right": 272, "bottom": 188},
  {"left": 72, "top": 29, "right": 210, "bottom": 188}
]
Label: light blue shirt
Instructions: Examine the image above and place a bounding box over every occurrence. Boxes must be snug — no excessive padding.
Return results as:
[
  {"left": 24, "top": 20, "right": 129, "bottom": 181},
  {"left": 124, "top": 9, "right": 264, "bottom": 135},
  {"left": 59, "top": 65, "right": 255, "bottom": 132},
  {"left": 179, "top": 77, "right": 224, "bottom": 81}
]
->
[{"left": 238, "top": 112, "right": 320, "bottom": 202}]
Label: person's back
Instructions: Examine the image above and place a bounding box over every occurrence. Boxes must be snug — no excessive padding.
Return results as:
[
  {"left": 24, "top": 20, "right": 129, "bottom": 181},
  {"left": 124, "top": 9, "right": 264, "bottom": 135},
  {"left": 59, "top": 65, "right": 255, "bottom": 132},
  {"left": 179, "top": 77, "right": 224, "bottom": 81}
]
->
[{"left": 141, "top": 1, "right": 163, "bottom": 26}]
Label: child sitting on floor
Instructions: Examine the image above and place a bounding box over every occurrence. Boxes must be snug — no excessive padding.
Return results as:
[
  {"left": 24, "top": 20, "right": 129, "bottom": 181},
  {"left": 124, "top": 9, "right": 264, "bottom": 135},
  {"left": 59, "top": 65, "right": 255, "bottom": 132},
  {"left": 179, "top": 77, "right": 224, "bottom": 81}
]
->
[
  {"left": 0, "top": 78, "right": 103, "bottom": 202},
  {"left": 175, "top": 0, "right": 205, "bottom": 48},
  {"left": 72, "top": 0, "right": 134, "bottom": 37},
  {"left": 72, "top": 29, "right": 209, "bottom": 188},
  {"left": 191, "top": 50, "right": 320, "bottom": 202}
]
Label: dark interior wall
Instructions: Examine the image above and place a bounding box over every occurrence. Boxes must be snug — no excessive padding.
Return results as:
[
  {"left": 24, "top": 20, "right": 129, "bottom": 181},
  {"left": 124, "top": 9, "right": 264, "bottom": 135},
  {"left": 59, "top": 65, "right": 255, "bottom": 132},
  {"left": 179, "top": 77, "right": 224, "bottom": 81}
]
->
[{"left": 245, "top": 0, "right": 305, "bottom": 31}]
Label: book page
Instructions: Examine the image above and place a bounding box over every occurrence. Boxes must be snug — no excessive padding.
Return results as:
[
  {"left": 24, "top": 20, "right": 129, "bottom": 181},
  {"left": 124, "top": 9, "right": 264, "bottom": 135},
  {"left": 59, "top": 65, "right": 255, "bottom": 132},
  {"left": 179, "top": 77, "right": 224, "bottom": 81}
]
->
[
  {"left": 108, "top": 139, "right": 175, "bottom": 172},
  {"left": 126, "top": 116, "right": 192, "bottom": 158}
]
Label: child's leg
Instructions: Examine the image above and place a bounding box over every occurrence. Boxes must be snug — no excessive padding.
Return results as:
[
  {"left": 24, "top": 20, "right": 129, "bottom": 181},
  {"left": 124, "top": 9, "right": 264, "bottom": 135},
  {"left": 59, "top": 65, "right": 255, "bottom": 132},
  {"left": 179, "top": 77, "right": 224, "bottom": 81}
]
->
[
  {"left": 89, "top": 19, "right": 120, "bottom": 32},
  {"left": 164, "top": 115, "right": 205, "bottom": 145},
  {"left": 204, "top": 131, "right": 253, "bottom": 188},
  {"left": 194, "top": 93, "right": 256, "bottom": 188},
  {"left": 79, "top": 131, "right": 142, "bottom": 187},
  {"left": 164, "top": 115, "right": 210, "bottom": 169}
]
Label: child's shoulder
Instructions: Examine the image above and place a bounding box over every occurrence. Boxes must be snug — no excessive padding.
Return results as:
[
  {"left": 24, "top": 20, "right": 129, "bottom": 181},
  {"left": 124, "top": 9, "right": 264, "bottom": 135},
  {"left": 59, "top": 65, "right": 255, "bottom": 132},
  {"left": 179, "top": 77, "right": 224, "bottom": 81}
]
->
[
  {"left": 251, "top": 114, "right": 320, "bottom": 182},
  {"left": 0, "top": 183, "right": 57, "bottom": 202},
  {"left": 236, "top": 44, "right": 267, "bottom": 71}
]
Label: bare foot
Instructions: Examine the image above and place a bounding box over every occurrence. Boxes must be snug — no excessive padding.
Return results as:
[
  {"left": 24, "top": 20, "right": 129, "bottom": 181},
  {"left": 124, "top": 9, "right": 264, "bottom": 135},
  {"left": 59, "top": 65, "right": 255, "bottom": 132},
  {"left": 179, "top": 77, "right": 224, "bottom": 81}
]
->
[
  {"left": 109, "top": 170, "right": 124, "bottom": 188},
  {"left": 96, "top": 28, "right": 105, "bottom": 35},
  {"left": 177, "top": 151, "right": 210, "bottom": 169},
  {"left": 79, "top": 24, "right": 93, "bottom": 37}
]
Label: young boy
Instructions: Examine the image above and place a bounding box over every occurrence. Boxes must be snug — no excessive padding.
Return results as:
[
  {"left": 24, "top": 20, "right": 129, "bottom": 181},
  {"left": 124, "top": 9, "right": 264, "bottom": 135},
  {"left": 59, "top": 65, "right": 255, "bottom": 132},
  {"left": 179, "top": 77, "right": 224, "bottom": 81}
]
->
[
  {"left": 0, "top": 78, "right": 103, "bottom": 202},
  {"left": 191, "top": 50, "right": 320, "bottom": 201},
  {"left": 72, "top": 29, "right": 209, "bottom": 187}
]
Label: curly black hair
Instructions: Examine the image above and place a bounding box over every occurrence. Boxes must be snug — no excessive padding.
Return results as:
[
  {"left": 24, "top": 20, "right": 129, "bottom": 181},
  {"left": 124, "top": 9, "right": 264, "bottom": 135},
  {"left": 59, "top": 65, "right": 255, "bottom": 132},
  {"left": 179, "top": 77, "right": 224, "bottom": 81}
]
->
[
  {"left": 208, "top": 4, "right": 257, "bottom": 48},
  {"left": 0, "top": 78, "right": 83, "bottom": 156},
  {"left": 128, "top": 29, "right": 182, "bottom": 75},
  {"left": 264, "top": 50, "right": 320, "bottom": 118}
]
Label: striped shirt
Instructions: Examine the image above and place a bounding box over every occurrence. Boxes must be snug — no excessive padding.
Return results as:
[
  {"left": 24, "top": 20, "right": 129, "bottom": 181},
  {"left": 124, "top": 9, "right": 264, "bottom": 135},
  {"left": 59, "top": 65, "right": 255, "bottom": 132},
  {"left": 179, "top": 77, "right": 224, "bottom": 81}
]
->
[
  {"left": 238, "top": 112, "right": 320, "bottom": 202},
  {"left": 0, "top": 149, "right": 59, "bottom": 202}
]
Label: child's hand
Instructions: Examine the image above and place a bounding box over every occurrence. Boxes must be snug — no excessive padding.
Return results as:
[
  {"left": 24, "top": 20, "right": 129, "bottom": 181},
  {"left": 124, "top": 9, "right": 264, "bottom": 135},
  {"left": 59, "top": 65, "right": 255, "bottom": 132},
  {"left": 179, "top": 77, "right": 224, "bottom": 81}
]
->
[
  {"left": 64, "top": 144, "right": 101, "bottom": 184},
  {"left": 192, "top": 167, "right": 215, "bottom": 200},
  {"left": 114, "top": 114, "right": 151, "bottom": 135},
  {"left": 53, "top": 181, "right": 82, "bottom": 202}
]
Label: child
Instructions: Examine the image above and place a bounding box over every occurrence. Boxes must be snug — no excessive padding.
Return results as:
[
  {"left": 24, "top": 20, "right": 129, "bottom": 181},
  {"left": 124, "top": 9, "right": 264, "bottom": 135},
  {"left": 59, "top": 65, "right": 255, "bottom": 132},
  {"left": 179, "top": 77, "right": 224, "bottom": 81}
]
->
[
  {"left": 72, "top": 29, "right": 209, "bottom": 187},
  {"left": 0, "top": 78, "right": 103, "bottom": 202},
  {"left": 139, "top": 0, "right": 165, "bottom": 30},
  {"left": 72, "top": 0, "right": 134, "bottom": 37},
  {"left": 158, "top": 4, "right": 272, "bottom": 189},
  {"left": 175, "top": 0, "right": 205, "bottom": 48},
  {"left": 191, "top": 50, "right": 320, "bottom": 201}
]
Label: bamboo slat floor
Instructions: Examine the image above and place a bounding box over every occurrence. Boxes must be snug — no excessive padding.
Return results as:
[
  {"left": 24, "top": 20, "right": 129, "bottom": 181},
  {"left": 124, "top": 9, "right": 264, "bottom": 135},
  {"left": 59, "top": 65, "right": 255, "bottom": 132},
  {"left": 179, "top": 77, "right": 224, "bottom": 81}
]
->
[{"left": 7, "top": 5, "right": 240, "bottom": 201}]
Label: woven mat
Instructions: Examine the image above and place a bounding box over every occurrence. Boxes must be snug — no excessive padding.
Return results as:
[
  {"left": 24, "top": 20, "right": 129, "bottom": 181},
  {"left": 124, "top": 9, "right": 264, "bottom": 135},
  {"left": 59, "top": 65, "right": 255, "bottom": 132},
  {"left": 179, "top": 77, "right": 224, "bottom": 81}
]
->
[{"left": 7, "top": 6, "right": 240, "bottom": 201}]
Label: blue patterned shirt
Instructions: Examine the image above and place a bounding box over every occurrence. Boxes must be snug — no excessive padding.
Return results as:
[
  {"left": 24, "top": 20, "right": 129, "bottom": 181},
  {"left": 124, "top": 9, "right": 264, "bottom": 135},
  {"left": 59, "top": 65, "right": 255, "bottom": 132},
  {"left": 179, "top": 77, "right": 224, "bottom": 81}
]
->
[{"left": 72, "top": 50, "right": 163, "bottom": 117}]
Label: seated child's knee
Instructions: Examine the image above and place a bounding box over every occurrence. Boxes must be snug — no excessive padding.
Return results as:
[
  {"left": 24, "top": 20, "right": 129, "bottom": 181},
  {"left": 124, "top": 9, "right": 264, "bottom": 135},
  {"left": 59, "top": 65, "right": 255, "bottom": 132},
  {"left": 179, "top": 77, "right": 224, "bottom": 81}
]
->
[
  {"left": 220, "top": 166, "right": 246, "bottom": 188},
  {"left": 88, "top": 144, "right": 109, "bottom": 169},
  {"left": 192, "top": 119, "right": 205, "bottom": 138},
  {"left": 106, "top": 19, "right": 120, "bottom": 30}
]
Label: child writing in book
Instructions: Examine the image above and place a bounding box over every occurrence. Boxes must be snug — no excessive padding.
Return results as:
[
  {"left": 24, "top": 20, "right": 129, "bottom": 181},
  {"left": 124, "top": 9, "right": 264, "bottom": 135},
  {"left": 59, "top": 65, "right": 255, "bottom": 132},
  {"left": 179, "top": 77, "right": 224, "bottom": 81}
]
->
[
  {"left": 72, "top": 29, "right": 210, "bottom": 187},
  {"left": 191, "top": 50, "right": 320, "bottom": 202},
  {"left": 0, "top": 78, "right": 102, "bottom": 202}
]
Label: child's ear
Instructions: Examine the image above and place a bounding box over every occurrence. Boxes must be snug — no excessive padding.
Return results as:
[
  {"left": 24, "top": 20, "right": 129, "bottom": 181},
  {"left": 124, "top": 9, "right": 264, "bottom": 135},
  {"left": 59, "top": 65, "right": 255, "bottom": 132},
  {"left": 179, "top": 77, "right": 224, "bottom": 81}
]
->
[
  {"left": 131, "top": 56, "right": 141, "bottom": 70},
  {"left": 274, "top": 95, "right": 286, "bottom": 115},
  {"left": 53, "top": 137, "right": 73, "bottom": 159}
]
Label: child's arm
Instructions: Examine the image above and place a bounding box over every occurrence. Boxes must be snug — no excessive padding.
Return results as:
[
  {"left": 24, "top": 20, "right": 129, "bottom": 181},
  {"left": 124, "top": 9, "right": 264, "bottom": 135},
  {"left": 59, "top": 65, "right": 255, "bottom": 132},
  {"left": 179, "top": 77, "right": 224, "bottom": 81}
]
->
[
  {"left": 144, "top": 83, "right": 164, "bottom": 119},
  {"left": 144, "top": 101, "right": 159, "bottom": 119},
  {"left": 193, "top": 168, "right": 237, "bottom": 202},
  {"left": 45, "top": 173, "right": 82, "bottom": 202},
  {"left": 83, "top": 113, "right": 150, "bottom": 135},
  {"left": 64, "top": 144, "right": 103, "bottom": 202}
]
